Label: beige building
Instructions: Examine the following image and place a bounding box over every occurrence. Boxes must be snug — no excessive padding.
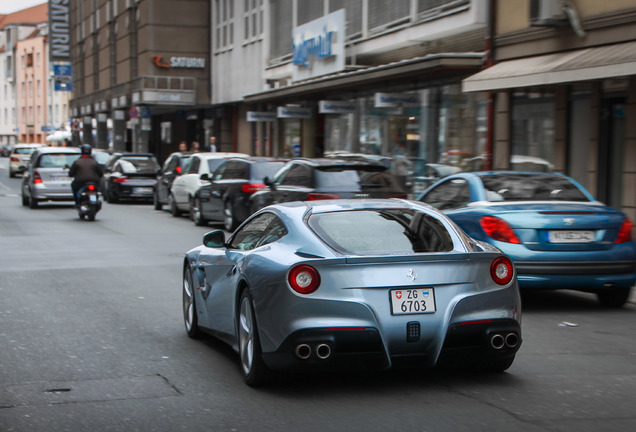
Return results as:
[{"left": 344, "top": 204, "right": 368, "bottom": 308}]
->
[{"left": 463, "top": 0, "right": 636, "bottom": 220}]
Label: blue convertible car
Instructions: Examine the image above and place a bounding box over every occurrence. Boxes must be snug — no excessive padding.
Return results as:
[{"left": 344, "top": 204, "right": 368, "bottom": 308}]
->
[
  {"left": 419, "top": 172, "right": 636, "bottom": 307},
  {"left": 183, "top": 199, "right": 521, "bottom": 386}
]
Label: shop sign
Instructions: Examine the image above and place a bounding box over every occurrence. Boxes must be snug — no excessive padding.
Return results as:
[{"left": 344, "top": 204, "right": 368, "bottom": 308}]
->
[
  {"left": 292, "top": 9, "right": 345, "bottom": 82},
  {"left": 151, "top": 55, "right": 206, "bottom": 69},
  {"left": 247, "top": 111, "right": 276, "bottom": 122},
  {"left": 277, "top": 106, "right": 311, "bottom": 119},
  {"left": 53, "top": 64, "right": 72, "bottom": 91},
  {"left": 374, "top": 92, "right": 419, "bottom": 108},
  {"left": 319, "top": 100, "right": 356, "bottom": 114},
  {"left": 49, "top": 0, "right": 71, "bottom": 61}
]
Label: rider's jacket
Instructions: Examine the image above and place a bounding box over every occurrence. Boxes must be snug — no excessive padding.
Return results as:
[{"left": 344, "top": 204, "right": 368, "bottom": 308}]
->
[{"left": 69, "top": 155, "right": 104, "bottom": 185}]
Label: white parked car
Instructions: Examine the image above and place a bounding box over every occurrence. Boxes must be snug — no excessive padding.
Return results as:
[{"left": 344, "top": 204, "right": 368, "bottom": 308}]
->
[
  {"left": 9, "top": 143, "right": 46, "bottom": 177},
  {"left": 169, "top": 152, "right": 248, "bottom": 216}
]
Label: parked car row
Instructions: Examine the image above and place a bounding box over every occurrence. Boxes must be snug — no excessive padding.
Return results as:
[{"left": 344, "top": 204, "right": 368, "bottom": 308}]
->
[{"left": 154, "top": 153, "right": 408, "bottom": 232}]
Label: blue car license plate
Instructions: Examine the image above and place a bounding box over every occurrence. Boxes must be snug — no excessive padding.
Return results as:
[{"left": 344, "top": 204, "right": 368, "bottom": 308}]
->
[{"left": 390, "top": 288, "right": 436, "bottom": 315}]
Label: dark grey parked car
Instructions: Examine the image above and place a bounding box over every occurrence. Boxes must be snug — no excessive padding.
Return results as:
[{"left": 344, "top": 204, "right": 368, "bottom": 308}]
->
[
  {"left": 191, "top": 157, "right": 287, "bottom": 230},
  {"left": 248, "top": 158, "right": 407, "bottom": 214}
]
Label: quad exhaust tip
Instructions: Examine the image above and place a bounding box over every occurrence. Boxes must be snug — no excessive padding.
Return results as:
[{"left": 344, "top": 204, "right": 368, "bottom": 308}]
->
[
  {"left": 490, "top": 332, "right": 519, "bottom": 350},
  {"left": 295, "top": 343, "right": 332, "bottom": 360}
]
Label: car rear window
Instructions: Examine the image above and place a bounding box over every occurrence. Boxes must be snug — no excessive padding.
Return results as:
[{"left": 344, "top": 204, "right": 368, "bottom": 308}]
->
[
  {"left": 252, "top": 162, "right": 286, "bottom": 181},
  {"left": 481, "top": 174, "right": 589, "bottom": 202},
  {"left": 15, "top": 147, "right": 38, "bottom": 155},
  {"left": 119, "top": 156, "right": 158, "bottom": 173},
  {"left": 37, "top": 153, "right": 80, "bottom": 168},
  {"left": 308, "top": 209, "right": 454, "bottom": 255}
]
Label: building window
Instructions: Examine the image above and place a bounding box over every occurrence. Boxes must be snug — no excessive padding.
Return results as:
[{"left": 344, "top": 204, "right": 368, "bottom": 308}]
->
[
  {"left": 243, "top": 0, "right": 263, "bottom": 42},
  {"left": 215, "top": 0, "right": 234, "bottom": 52},
  {"left": 511, "top": 92, "right": 555, "bottom": 171},
  {"left": 37, "top": 80, "right": 41, "bottom": 97},
  {"left": 26, "top": 53, "right": 33, "bottom": 67},
  {"left": 270, "top": 0, "right": 292, "bottom": 60}
]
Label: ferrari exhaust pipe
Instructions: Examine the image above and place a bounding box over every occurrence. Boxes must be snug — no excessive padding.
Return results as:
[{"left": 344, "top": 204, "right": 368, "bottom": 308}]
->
[
  {"left": 505, "top": 332, "right": 519, "bottom": 348},
  {"left": 316, "top": 343, "right": 331, "bottom": 360},
  {"left": 295, "top": 344, "right": 311, "bottom": 360},
  {"left": 490, "top": 334, "right": 505, "bottom": 350}
]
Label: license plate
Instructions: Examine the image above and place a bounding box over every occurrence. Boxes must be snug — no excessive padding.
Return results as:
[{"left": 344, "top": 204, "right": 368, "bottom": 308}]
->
[
  {"left": 390, "top": 288, "right": 436, "bottom": 315},
  {"left": 53, "top": 176, "right": 71, "bottom": 181},
  {"left": 89, "top": 194, "right": 97, "bottom": 202},
  {"left": 133, "top": 187, "right": 153, "bottom": 194},
  {"left": 548, "top": 230, "right": 595, "bottom": 243}
]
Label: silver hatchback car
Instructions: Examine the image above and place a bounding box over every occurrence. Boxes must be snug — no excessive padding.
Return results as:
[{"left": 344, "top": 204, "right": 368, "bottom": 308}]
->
[{"left": 21, "top": 146, "right": 81, "bottom": 208}]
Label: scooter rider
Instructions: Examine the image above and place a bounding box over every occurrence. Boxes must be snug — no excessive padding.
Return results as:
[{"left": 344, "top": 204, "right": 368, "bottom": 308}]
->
[{"left": 69, "top": 144, "right": 104, "bottom": 206}]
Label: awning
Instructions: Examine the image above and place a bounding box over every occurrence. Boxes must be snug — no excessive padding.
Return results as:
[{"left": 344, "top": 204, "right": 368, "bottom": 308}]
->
[
  {"left": 244, "top": 53, "right": 484, "bottom": 103},
  {"left": 462, "top": 41, "right": 636, "bottom": 92}
]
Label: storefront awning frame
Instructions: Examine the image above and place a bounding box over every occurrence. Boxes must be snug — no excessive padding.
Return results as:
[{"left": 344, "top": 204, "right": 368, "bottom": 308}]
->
[
  {"left": 243, "top": 53, "right": 484, "bottom": 103},
  {"left": 462, "top": 41, "right": 636, "bottom": 92}
]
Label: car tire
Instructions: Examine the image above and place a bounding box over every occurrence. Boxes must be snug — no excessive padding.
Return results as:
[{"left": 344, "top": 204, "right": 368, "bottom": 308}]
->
[
  {"left": 224, "top": 201, "right": 238, "bottom": 232},
  {"left": 28, "top": 192, "right": 38, "bottom": 209},
  {"left": 153, "top": 189, "right": 162, "bottom": 210},
  {"left": 183, "top": 266, "right": 201, "bottom": 339},
  {"left": 108, "top": 188, "right": 119, "bottom": 204},
  {"left": 191, "top": 198, "right": 207, "bottom": 226},
  {"left": 597, "top": 286, "right": 631, "bottom": 308},
  {"left": 169, "top": 194, "right": 181, "bottom": 217},
  {"left": 9, "top": 170, "right": 15, "bottom": 178},
  {"left": 238, "top": 289, "right": 270, "bottom": 387}
]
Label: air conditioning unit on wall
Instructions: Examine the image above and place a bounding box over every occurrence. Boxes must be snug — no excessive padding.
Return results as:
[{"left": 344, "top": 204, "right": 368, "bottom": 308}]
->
[{"left": 529, "top": 0, "right": 567, "bottom": 26}]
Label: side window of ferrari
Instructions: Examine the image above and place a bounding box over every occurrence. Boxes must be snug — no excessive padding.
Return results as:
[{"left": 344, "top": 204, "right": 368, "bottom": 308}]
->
[{"left": 230, "top": 213, "right": 280, "bottom": 250}]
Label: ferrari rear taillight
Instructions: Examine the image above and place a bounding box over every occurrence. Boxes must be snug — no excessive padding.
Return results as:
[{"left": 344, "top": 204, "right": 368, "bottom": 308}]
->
[
  {"left": 307, "top": 193, "right": 339, "bottom": 200},
  {"left": 490, "top": 257, "right": 514, "bottom": 285},
  {"left": 480, "top": 216, "right": 521, "bottom": 244},
  {"left": 615, "top": 218, "right": 633, "bottom": 244},
  {"left": 33, "top": 172, "right": 42, "bottom": 184},
  {"left": 288, "top": 265, "right": 320, "bottom": 294},
  {"left": 242, "top": 183, "right": 265, "bottom": 194}
]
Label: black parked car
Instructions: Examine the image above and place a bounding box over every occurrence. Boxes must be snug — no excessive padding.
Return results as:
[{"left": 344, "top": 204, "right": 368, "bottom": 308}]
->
[
  {"left": 191, "top": 157, "right": 288, "bottom": 230},
  {"left": 248, "top": 158, "right": 407, "bottom": 214},
  {"left": 101, "top": 153, "right": 160, "bottom": 203},
  {"left": 153, "top": 151, "right": 193, "bottom": 210}
]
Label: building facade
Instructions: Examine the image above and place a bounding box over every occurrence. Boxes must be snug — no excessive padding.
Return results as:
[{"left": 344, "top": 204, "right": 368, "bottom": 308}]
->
[
  {"left": 0, "top": 3, "right": 51, "bottom": 146},
  {"left": 463, "top": 0, "right": 636, "bottom": 220},
  {"left": 69, "top": 0, "right": 212, "bottom": 162},
  {"left": 214, "top": 0, "right": 491, "bottom": 196}
]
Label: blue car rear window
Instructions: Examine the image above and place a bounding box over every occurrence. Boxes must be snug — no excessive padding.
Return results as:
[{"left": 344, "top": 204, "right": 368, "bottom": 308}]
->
[
  {"left": 481, "top": 174, "right": 589, "bottom": 202},
  {"left": 308, "top": 209, "right": 453, "bottom": 255}
]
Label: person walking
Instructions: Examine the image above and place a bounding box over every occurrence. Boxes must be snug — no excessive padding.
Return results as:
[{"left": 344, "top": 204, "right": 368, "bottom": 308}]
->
[{"left": 209, "top": 136, "right": 217, "bottom": 152}]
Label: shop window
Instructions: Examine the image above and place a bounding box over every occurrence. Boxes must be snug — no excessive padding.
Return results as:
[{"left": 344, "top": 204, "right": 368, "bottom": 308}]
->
[{"left": 511, "top": 92, "right": 555, "bottom": 172}]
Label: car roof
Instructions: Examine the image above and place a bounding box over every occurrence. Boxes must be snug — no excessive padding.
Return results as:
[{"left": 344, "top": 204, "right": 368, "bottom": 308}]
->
[
  {"left": 287, "top": 158, "right": 388, "bottom": 170},
  {"left": 34, "top": 146, "right": 81, "bottom": 154},
  {"left": 196, "top": 152, "right": 249, "bottom": 160},
  {"left": 13, "top": 143, "right": 45, "bottom": 149}
]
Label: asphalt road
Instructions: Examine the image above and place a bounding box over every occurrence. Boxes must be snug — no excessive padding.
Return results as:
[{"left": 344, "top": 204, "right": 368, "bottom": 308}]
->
[{"left": 1, "top": 157, "right": 636, "bottom": 432}]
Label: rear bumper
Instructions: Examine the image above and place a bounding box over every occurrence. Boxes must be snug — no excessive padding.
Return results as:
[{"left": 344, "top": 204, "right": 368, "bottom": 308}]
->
[
  {"left": 515, "top": 260, "right": 636, "bottom": 290},
  {"left": 515, "top": 260, "right": 636, "bottom": 275}
]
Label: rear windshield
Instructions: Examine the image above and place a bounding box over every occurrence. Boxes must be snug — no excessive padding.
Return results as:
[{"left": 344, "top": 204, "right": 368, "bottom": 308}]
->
[
  {"left": 481, "top": 174, "right": 589, "bottom": 202},
  {"left": 314, "top": 168, "right": 394, "bottom": 190},
  {"left": 15, "top": 147, "right": 39, "bottom": 155},
  {"left": 37, "top": 153, "right": 80, "bottom": 168},
  {"left": 308, "top": 209, "right": 454, "bottom": 255},
  {"left": 119, "top": 156, "right": 158, "bottom": 173}
]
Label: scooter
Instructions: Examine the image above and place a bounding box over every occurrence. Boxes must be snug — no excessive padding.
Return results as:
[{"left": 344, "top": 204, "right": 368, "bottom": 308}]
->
[{"left": 76, "top": 183, "right": 102, "bottom": 221}]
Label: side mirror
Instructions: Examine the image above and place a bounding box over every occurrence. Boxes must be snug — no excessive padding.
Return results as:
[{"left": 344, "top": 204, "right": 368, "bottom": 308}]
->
[
  {"left": 200, "top": 173, "right": 210, "bottom": 181},
  {"left": 263, "top": 176, "right": 275, "bottom": 189},
  {"left": 203, "top": 230, "right": 226, "bottom": 248}
]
